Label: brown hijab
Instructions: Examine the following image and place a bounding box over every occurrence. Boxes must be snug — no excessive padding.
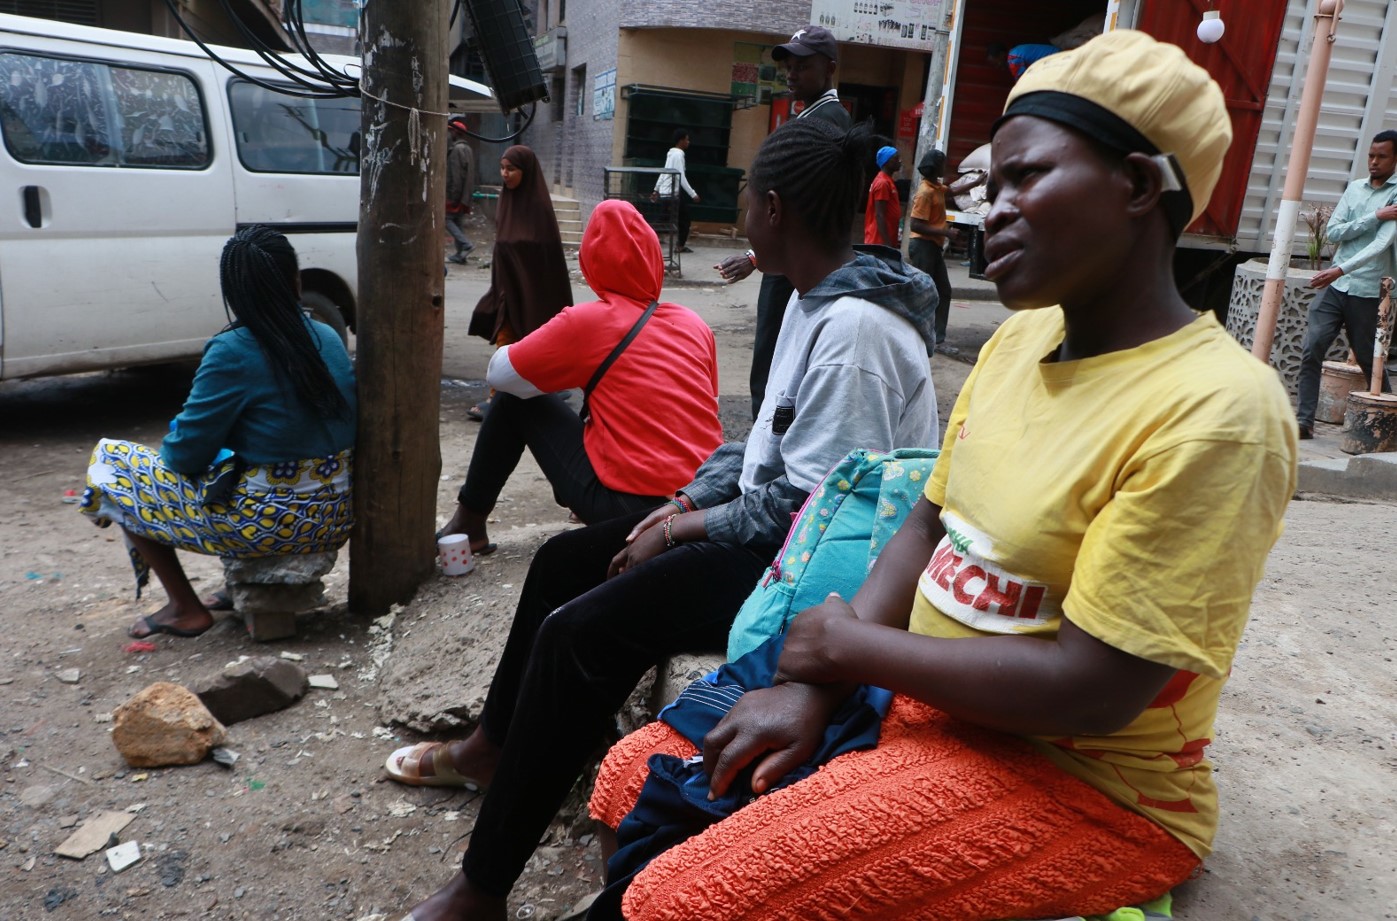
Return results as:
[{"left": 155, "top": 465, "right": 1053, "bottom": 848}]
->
[{"left": 468, "top": 145, "right": 574, "bottom": 342}]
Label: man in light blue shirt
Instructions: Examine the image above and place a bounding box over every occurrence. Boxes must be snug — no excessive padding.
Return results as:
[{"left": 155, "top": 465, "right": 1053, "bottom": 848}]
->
[{"left": 1297, "top": 130, "right": 1397, "bottom": 438}]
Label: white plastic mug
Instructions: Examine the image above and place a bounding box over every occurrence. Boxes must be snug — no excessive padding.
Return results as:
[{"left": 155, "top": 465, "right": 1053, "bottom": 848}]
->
[{"left": 437, "top": 534, "right": 476, "bottom": 576}]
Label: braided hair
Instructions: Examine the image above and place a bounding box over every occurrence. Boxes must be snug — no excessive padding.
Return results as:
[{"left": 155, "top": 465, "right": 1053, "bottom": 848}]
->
[
  {"left": 749, "top": 118, "right": 887, "bottom": 249},
  {"left": 218, "top": 226, "right": 351, "bottom": 420}
]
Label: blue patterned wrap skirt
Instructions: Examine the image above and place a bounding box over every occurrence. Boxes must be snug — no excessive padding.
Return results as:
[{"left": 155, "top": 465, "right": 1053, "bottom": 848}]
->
[{"left": 81, "top": 438, "right": 353, "bottom": 596}]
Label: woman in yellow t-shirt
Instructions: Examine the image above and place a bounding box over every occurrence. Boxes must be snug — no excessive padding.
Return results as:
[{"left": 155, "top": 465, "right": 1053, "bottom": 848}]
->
[{"left": 585, "top": 31, "right": 1297, "bottom": 921}]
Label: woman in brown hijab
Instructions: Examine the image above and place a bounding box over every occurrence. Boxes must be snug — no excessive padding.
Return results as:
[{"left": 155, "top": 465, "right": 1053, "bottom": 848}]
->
[{"left": 467, "top": 145, "right": 574, "bottom": 417}]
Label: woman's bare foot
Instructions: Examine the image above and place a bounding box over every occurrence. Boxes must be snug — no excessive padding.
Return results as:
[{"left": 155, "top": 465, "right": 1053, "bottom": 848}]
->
[
  {"left": 400, "top": 869, "right": 506, "bottom": 921},
  {"left": 437, "top": 504, "right": 494, "bottom": 555},
  {"left": 128, "top": 599, "right": 215, "bottom": 638}
]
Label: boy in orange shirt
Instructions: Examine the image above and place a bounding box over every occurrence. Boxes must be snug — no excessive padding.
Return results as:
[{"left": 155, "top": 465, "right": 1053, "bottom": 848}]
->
[{"left": 908, "top": 149, "right": 957, "bottom": 348}]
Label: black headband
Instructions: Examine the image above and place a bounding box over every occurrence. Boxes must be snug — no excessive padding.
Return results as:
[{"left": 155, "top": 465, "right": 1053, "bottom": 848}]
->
[{"left": 993, "top": 91, "right": 1194, "bottom": 236}]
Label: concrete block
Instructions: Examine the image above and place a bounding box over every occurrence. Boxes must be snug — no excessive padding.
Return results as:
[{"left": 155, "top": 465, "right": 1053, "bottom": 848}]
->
[
  {"left": 222, "top": 550, "right": 337, "bottom": 585},
  {"left": 228, "top": 581, "right": 326, "bottom": 615},
  {"left": 650, "top": 652, "right": 725, "bottom": 715},
  {"left": 244, "top": 609, "right": 299, "bottom": 643},
  {"left": 192, "top": 656, "right": 309, "bottom": 724}
]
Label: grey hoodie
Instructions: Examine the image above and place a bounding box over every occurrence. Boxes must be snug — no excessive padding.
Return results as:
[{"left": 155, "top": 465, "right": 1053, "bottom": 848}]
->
[{"left": 684, "top": 247, "right": 940, "bottom": 549}]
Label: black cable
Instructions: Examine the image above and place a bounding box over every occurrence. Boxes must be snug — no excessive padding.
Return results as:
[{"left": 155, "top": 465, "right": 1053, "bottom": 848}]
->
[
  {"left": 161, "top": 0, "right": 536, "bottom": 137},
  {"left": 158, "top": 0, "right": 348, "bottom": 98},
  {"left": 458, "top": 102, "right": 537, "bottom": 144},
  {"left": 211, "top": 0, "right": 351, "bottom": 94},
  {"left": 280, "top": 0, "right": 360, "bottom": 90}
]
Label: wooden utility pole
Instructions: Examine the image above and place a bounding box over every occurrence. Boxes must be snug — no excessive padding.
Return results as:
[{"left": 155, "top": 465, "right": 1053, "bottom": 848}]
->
[{"left": 350, "top": 0, "right": 448, "bottom": 614}]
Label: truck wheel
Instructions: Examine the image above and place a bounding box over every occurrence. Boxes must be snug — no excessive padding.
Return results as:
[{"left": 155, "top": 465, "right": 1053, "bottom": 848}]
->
[{"left": 302, "top": 290, "right": 350, "bottom": 346}]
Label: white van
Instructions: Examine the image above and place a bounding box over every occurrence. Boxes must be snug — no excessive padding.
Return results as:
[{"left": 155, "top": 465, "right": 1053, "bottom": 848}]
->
[{"left": 0, "top": 13, "right": 491, "bottom": 381}]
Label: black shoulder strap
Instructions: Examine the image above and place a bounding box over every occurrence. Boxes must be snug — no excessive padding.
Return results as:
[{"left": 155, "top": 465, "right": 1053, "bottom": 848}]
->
[{"left": 580, "top": 299, "right": 659, "bottom": 424}]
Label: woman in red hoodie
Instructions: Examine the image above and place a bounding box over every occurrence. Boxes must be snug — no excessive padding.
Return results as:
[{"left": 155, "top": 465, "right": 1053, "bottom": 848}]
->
[{"left": 437, "top": 199, "right": 723, "bottom": 555}]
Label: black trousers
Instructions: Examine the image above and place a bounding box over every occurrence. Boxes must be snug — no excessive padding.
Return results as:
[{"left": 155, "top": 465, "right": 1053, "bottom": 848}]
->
[
  {"left": 457, "top": 393, "right": 662, "bottom": 524},
  {"left": 908, "top": 237, "right": 953, "bottom": 344},
  {"left": 750, "top": 273, "right": 796, "bottom": 419},
  {"left": 1296, "top": 287, "right": 1392, "bottom": 428},
  {"left": 461, "top": 511, "right": 773, "bottom": 895}
]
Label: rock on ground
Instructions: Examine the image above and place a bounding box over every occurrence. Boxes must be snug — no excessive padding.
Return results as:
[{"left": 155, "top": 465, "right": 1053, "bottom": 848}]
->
[{"left": 111, "top": 681, "right": 227, "bottom": 768}]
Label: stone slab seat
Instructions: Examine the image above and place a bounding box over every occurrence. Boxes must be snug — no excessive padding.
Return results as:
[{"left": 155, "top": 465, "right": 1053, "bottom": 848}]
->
[{"left": 221, "top": 549, "right": 339, "bottom": 641}]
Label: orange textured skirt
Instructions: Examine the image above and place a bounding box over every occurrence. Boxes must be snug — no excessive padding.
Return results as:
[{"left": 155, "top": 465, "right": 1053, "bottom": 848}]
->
[{"left": 590, "top": 695, "right": 1199, "bottom": 921}]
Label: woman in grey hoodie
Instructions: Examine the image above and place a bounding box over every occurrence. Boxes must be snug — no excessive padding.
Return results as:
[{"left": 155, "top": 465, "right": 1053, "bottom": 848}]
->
[{"left": 387, "top": 118, "right": 938, "bottom": 921}]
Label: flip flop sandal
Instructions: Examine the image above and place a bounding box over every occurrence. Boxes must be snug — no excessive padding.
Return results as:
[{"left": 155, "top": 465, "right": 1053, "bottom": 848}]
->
[
  {"left": 384, "top": 742, "right": 485, "bottom": 790},
  {"left": 128, "top": 614, "right": 211, "bottom": 639}
]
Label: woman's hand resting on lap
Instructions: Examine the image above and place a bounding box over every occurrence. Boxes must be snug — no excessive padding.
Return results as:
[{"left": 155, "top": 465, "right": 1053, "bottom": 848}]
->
[{"left": 702, "top": 681, "right": 847, "bottom": 798}]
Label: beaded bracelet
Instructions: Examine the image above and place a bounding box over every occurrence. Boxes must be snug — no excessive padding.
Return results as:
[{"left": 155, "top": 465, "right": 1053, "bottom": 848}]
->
[
  {"left": 661, "top": 513, "right": 678, "bottom": 549},
  {"left": 667, "top": 498, "right": 687, "bottom": 515}
]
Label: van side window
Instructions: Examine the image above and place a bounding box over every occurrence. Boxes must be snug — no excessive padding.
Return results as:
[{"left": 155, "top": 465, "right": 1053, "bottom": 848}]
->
[
  {"left": 0, "top": 51, "right": 208, "bottom": 169},
  {"left": 228, "top": 81, "right": 360, "bottom": 174}
]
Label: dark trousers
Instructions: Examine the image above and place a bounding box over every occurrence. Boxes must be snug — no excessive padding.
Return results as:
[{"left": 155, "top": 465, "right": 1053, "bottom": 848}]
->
[
  {"left": 445, "top": 209, "right": 472, "bottom": 252},
  {"left": 458, "top": 393, "right": 662, "bottom": 524},
  {"left": 677, "top": 194, "right": 692, "bottom": 248},
  {"left": 908, "top": 237, "right": 953, "bottom": 344},
  {"left": 1296, "top": 287, "right": 1392, "bottom": 428},
  {"left": 750, "top": 273, "right": 796, "bottom": 419},
  {"left": 462, "top": 511, "right": 773, "bottom": 896}
]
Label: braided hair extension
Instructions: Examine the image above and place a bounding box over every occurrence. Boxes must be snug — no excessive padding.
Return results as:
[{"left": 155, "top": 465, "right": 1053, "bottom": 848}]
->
[
  {"left": 748, "top": 118, "right": 890, "bottom": 250},
  {"left": 218, "top": 226, "right": 351, "bottom": 420}
]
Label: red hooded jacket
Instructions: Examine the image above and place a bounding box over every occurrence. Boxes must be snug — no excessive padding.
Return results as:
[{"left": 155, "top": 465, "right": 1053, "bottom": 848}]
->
[{"left": 492, "top": 200, "right": 722, "bottom": 496}]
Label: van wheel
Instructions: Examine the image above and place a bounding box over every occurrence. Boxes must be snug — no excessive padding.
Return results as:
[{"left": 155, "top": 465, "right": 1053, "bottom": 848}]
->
[{"left": 302, "top": 291, "right": 350, "bottom": 346}]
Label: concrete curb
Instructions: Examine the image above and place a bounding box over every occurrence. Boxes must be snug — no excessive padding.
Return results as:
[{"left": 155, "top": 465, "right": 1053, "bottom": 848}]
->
[{"left": 1298, "top": 451, "right": 1397, "bottom": 502}]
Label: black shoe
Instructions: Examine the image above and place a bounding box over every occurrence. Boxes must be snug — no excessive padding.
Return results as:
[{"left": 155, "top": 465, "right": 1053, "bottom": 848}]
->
[
  {"left": 1298, "top": 425, "right": 1313, "bottom": 440},
  {"left": 678, "top": 246, "right": 695, "bottom": 254},
  {"left": 448, "top": 252, "right": 469, "bottom": 265}
]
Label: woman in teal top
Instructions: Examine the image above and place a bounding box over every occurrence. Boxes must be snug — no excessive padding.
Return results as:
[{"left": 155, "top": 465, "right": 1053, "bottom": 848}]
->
[{"left": 81, "top": 226, "right": 357, "bottom": 639}]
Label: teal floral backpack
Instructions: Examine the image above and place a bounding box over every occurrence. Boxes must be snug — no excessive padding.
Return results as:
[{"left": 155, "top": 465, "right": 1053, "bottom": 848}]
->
[{"left": 727, "top": 447, "right": 940, "bottom": 661}]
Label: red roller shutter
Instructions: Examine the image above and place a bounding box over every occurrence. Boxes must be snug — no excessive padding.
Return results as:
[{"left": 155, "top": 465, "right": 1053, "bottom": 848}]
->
[{"left": 1136, "top": 0, "right": 1288, "bottom": 237}]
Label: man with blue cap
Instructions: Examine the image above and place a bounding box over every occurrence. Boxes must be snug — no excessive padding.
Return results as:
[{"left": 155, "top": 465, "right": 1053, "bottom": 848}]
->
[{"left": 864, "top": 144, "right": 903, "bottom": 247}]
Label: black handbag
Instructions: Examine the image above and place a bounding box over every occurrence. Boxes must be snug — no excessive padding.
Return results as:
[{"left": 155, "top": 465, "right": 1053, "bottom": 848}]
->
[{"left": 579, "top": 299, "right": 659, "bottom": 425}]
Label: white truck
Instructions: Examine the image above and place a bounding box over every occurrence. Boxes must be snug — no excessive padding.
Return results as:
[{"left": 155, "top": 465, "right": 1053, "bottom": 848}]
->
[{"left": 926, "top": 0, "right": 1397, "bottom": 312}]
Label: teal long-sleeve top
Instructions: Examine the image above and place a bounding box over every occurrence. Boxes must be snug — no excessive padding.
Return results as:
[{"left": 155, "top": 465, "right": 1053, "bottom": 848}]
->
[
  {"left": 161, "top": 318, "right": 357, "bottom": 475},
  {"left": 1327, "top": 173, "right": 1397, "bottom": 298}
]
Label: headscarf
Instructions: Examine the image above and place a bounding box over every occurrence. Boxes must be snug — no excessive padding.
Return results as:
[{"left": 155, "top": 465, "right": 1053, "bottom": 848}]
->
[{"left": 468, "top": 145, "right": 575, "bottom": 342}]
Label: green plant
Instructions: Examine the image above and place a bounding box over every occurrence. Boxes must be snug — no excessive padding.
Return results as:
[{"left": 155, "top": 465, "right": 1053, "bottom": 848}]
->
[{"left": 1303, "top": 203, "right": 1334, "bottom": 270}]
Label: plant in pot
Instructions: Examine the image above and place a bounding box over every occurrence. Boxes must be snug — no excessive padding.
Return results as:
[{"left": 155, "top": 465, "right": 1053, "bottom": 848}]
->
[{"left": 1303, "top": 202, "right": 1335, "bottom": 270}]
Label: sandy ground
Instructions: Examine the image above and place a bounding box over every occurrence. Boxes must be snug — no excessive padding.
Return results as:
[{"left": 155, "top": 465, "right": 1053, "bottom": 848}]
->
[{"left": 0, "top": 237, "right": 1394, "bottom": 920}]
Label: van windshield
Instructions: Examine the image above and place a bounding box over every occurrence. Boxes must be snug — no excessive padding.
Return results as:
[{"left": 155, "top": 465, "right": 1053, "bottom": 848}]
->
[{"left": 228, "top": 81, "right": 360, "bottom": 174}]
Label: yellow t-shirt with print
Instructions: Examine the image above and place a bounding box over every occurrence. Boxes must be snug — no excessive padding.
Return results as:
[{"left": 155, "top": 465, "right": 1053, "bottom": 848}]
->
[{"left": 910, "top": 308, "right": 1296, "bottom": 858}]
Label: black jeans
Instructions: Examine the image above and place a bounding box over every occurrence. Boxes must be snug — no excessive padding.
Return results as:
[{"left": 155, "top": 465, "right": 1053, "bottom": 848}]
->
[
  {"left": 908, "top": 237, "right": 952, "bottom": 345},
  {"left": 462, "top": 511, "right": 773, "bottom": 896},
  {"left": 457, "top": 392, "right": 662, "bottom": 524},
  {"left": 750, "top": 273, "right": 796, "bottom": 419},
  {"left": 1296, "top": 287, "right": 1392, "bottom": 428}
]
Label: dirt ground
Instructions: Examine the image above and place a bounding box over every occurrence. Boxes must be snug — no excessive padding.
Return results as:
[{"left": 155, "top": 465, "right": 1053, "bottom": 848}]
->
[{"left": 1, "top": 239, "right": 1394, "bottom": 920}]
